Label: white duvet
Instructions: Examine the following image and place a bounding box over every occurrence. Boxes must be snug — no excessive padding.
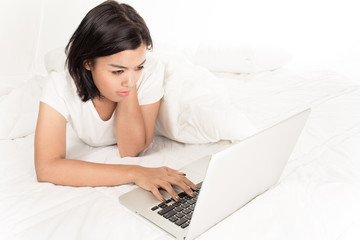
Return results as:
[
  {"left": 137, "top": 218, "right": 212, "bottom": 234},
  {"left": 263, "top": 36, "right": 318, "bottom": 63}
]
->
[{"left": 1, "top": 52, "right": 360, "bottom": 239}]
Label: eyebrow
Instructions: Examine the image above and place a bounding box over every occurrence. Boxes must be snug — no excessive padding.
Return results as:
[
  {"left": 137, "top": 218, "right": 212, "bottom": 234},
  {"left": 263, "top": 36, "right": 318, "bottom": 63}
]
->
[{"left": 108, "top": 59, "right": 146, "bottom": 69}]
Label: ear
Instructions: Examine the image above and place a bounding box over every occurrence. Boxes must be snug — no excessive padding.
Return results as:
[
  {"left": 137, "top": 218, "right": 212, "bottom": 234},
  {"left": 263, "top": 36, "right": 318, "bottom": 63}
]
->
[{"left": 83, "top": 60, "right": 92, "bottom": 71}]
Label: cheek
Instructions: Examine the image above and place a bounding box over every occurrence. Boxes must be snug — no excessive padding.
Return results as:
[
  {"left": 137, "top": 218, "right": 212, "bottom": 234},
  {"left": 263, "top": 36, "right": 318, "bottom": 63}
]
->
[
  {"left": 135, "top": 71, "right": 142, "bottom": 79},
  {"left": 91, "top": 70, "right": 101, "bottom": 84},
  {"left": 91, "top": 71, "right": 113, "bottom": 91},
  {"left": 131, "top": 71, "right": 142, "bottom": 85}
]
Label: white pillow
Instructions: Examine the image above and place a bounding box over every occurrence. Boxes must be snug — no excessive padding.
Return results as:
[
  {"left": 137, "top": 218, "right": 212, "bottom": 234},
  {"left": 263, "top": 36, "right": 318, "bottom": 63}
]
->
[
  {"left": 0, "top": 48, "right": 65, "bottom": 139},
  {"left": 0, "top": 76, "right": 47, "bottom": 139},
  {"left": 44, "top": 47, "right": 67, "bottom": 73},
  {"left": 0, "top": 75, "right": 32, "bottom": 96},
  {"left": 153, "top": 47, "right": 258, "bottom": 144},
  {"left": 191, "top": 43, "right": 291, "bottom": 74}
]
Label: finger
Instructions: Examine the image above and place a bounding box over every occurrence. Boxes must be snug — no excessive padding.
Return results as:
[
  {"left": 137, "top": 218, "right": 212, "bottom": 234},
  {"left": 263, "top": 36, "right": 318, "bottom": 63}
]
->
[
  {"left": 174, "top": 180, "right": 195, "bottom": 198},
  {"left": 168, "top": 176, "right": 196, "bottom": 198},
  {"left": 159, "top": 181, "right": 180, "bottom": 202},
  {"left": 182, "top": 176, "right": 198, "bottom": 191},
  {"left": 168, "top": 172, "right": 198, "bottom": 191},
  {"left": 150, "top": 186, "right": 166, "bottom": 202},
  {"left": 165, "top": 167, "right": 186, "bottom": 176}
]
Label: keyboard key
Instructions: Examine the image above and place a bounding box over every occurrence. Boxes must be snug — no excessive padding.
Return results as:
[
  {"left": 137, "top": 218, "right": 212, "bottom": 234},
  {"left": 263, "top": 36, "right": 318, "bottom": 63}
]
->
[
  {"left": 175, "top": 217, "right": 187, "bottom": 226},
  {"left": 158, "top": 203, "right": 168, "bottom": 209},
  {"left": 151, "top": 206, "right": 159, "bottom": 211},
  {"left": 158, "top": 205, "right": 175, "bottom": 216},
  {"left": 181, "top": 203, "right": 190, "bottom": 208},
  {"left": 163, "top": 210, "right": 177, "bottom": 219},
  {"left": 184, "top": 214, "right": 192, "bottom": 220},
  {"left": 181, "top": 222, "right": 189, "bottom": 228},
  {"left": 169, "top": 216, "right": 178, "bottom": 222},
  {"left": 178, "top": 192, "right": 187, "bottom": 198},
  {"left": 182, "top": 209, "right": 191, "bottom": 214},
  {"left": 176, "top": 213, "right": 184, "bottom": 218},
  {"left": 175, "top": 207, "right": 184, "bottom": 212}
]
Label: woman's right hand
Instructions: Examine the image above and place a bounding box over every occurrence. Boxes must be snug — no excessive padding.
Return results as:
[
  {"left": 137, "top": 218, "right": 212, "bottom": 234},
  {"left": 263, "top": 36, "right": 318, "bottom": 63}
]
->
[{"left": 132, "top": 166, "right": 198, "bottom": 202}]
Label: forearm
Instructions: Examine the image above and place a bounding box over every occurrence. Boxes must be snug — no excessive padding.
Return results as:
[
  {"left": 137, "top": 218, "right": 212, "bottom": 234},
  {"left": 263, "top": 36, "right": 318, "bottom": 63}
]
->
[
  {"left": 116, "top": 88, "right": 147, "bottom": 157},
  {"left": 36, "top": 157, "right": 198, "bottom": 203},
  {"left": 36, "top": 157, "right": 139, "bottom": 187}
]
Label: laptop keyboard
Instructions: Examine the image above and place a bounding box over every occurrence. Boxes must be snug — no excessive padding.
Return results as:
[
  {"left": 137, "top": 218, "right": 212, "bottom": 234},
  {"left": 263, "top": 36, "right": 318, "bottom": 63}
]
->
[{"left": 151, "top": 182, "right": 203, "bottom": 229}]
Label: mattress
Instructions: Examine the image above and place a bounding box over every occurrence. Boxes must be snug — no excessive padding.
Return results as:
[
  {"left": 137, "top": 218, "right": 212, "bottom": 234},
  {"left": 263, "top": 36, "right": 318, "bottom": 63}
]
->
[{"left": 1, "top": 65, "right": 360, "bottom": 240}]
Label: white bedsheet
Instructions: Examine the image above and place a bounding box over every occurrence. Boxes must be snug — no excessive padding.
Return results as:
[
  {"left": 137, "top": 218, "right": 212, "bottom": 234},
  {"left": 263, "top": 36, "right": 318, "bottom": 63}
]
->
[{"left": 1, "top": 66, "right": 360, "bottom": 240}]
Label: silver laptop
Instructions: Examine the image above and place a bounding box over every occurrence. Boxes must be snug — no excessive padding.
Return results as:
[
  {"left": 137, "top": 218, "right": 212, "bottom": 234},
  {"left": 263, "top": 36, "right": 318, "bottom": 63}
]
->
[{"left": 119, "top": 109, "right": 310, "bottom": 239}]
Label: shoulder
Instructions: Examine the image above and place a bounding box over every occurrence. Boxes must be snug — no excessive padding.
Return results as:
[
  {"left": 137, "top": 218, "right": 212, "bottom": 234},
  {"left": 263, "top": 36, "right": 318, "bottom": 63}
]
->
[
  {"left": 43, "top": 71, "right": 78, "bottom": 101},
  {"left": 41, "top": 70, "right": 81, "bottom": 120},
  {"left": 50, "top": 71, "right": 77, "bottom": 93}
]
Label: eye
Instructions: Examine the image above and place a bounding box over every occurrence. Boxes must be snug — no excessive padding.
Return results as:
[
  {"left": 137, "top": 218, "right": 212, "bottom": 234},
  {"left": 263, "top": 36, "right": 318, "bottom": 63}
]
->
[
  {"left": 136, "top": 65, "right": 144, "bottom": 71},
  {"left": 112, "top": 70, "right": 124, "bottom": 75}
]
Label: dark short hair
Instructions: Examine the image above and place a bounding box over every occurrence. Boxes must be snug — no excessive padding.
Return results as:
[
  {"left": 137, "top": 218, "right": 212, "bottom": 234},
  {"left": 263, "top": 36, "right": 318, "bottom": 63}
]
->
[{"left": 65, "top": 1, "right": 153, "bottom": 102}]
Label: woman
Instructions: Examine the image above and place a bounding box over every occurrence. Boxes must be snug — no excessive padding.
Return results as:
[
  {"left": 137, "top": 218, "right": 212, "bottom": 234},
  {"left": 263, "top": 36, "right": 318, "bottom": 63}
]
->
[{"left": 34, "top": 0, "right": 197, "bottom": 202}]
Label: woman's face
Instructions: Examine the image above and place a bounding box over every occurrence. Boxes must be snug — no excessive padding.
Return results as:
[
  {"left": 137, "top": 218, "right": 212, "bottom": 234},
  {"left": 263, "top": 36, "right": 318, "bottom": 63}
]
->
[{"left": 85, "top": 44, "right": 147, "bottom": 102}]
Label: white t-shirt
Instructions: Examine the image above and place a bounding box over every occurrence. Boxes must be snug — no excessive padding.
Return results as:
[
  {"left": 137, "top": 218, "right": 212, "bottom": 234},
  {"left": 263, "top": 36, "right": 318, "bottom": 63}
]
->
[{"left": 40, "top": 56, "right": 164, "bottom": 147}]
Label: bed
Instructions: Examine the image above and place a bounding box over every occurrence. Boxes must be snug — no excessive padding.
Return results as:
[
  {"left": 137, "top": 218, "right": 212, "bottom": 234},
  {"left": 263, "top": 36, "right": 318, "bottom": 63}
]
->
[{"left": 1, "top": 44, "right": 360, "bottom": 240}]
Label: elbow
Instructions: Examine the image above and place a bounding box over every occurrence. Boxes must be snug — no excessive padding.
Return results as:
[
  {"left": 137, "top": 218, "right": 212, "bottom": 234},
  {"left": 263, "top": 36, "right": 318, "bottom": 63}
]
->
[
  {"left": 36, "top": 174, "right": 47, "bottom": 183},
  {"left": 34, "top": 158, "right": 54, "bottom": 183},
  {"left": 118, "top": 149, "right": 140, "bottom": 158},
  {"left": 118, "top": 141, "right": 150, "bottom": 158},
  {"left": 35, "top": 164, "right": 49, "bottom": 183},
  {"left": 35, "top": 169, "right": 48, "bottom": 183}
]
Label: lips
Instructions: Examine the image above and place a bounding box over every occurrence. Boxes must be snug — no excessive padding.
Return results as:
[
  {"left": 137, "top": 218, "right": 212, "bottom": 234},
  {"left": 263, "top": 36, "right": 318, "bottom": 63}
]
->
[{"left": 116, "top": 91, "right": 130, "bottom": 97}]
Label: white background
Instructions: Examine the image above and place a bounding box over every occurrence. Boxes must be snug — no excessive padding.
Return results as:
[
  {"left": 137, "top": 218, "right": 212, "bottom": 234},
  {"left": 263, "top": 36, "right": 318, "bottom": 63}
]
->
[{"left": 1, "top": 0, "right": 359, "bottom": 80}]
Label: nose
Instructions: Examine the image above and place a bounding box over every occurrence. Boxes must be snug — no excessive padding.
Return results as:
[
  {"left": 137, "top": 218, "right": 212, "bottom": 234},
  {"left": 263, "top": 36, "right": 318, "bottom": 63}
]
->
[{"left": 121, "top": 72, "right": 135, "bottom": 88}]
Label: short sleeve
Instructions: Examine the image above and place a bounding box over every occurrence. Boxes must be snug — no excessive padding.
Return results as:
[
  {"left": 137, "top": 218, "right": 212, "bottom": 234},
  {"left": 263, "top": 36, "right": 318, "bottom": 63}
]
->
[
  {"left": 40, "top": 72, "right": 70, "bottom": 120},
  {"left": 137, "top": 57, "right": 165, "bottom": 106}
]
